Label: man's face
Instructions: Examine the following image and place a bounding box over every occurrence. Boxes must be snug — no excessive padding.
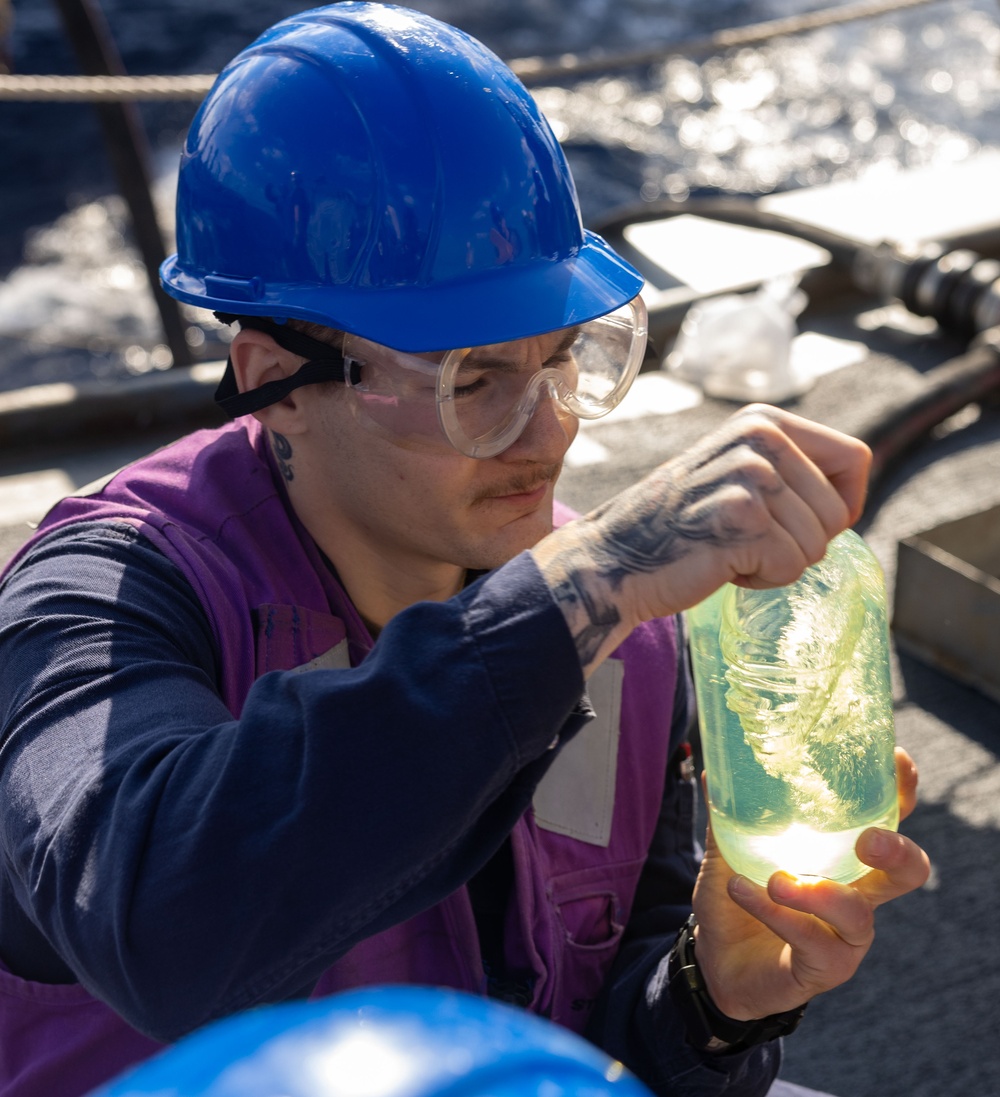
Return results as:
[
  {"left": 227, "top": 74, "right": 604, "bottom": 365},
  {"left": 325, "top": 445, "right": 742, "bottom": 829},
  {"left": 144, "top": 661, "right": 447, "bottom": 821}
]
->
[{"left": 295, "top": 367, "right": 579, "bottom": 574}]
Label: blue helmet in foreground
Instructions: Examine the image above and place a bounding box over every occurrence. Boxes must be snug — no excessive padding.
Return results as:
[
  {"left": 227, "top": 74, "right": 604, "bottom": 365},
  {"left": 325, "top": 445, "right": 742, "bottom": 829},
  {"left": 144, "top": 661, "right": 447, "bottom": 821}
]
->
[
  {"left": 86, "top": 986, "right": 655, "bottom": 1097},
  {"left": 159, "top": 2, "right": 643, "bottom": 352}
]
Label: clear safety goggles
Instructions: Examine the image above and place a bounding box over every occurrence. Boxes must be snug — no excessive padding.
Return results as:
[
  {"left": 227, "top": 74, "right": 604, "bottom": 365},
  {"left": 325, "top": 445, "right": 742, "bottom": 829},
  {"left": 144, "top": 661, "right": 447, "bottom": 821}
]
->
[{"left": 341, "top": 297, "right": 648, "bottom": 458}]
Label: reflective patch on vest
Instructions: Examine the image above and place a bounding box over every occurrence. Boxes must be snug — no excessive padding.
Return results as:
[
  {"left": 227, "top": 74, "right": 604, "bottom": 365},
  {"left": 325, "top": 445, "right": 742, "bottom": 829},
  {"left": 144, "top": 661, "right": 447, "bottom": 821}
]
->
[
  {"left": 289, "top": 638, "right": 351, "bottom": 673},
  {"left": 532, "top": 657, "right": 623, "bottom": 847}
]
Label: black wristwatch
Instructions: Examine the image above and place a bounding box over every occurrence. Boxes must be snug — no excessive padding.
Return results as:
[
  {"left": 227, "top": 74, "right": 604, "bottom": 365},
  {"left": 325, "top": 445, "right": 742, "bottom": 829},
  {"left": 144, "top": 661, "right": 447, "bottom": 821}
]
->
[{"left": 666, "top": 915, "right": 808, "bottom": 1055}]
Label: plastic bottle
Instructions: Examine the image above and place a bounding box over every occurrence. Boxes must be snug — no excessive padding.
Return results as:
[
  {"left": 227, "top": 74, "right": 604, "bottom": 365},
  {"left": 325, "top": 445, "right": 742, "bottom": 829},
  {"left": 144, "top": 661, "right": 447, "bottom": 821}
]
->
[{"left": 686, "top": 529, "right": 898, "bottom": 886}]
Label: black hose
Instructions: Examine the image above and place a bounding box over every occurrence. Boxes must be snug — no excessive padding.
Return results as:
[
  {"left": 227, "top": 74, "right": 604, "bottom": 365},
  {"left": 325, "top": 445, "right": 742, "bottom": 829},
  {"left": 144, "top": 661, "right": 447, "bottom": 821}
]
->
[{"left": 857, "top": 330, "right": 1000, "bottom": 512}]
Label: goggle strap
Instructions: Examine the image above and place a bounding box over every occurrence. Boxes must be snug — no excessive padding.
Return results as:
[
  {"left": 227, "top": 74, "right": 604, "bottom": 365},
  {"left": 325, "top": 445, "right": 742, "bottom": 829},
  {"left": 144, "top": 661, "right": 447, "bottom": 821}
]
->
[
  {"left": 228, "top": 316, "right": 346, "bottom": 362},
  {"left": 215, "top": 357, "right": 349, "bottom": 418},
  {"left": 213, "top": 315, "right": 350, "bottom": 419}
]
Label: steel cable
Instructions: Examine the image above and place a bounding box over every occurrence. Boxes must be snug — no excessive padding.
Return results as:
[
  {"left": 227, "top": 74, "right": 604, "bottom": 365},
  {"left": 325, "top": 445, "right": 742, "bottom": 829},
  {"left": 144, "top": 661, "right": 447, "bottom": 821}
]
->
[
  {"left": 0, "top": 0, "right": 949, "bottom": 100},
  {"left": 0, "top": 71, "right": 215, "bottom": 100}
]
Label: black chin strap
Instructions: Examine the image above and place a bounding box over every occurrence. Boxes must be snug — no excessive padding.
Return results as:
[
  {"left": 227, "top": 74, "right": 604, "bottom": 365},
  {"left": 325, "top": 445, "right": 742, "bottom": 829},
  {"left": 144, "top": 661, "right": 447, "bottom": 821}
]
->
[{"left": 213, "top": 315, "right": 355, "bottom": 418}]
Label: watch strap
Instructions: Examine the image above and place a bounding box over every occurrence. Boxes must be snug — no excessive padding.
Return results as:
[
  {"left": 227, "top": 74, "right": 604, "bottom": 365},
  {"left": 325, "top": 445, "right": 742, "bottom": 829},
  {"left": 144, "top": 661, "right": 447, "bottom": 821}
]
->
[{"left": 666, "top": 915, "right": 807, "bottom": 1055}]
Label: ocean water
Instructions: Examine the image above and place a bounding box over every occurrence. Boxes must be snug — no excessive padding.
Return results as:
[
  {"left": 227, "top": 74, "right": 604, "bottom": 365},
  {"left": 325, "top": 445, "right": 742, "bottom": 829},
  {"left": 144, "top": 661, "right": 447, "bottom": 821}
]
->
[{"left": 1, "top": 0, "right": 998, "bottom": 389}]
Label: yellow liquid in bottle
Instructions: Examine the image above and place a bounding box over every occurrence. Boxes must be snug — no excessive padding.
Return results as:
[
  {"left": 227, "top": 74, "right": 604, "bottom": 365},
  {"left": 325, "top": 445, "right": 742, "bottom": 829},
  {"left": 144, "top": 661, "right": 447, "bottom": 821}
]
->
[{"left": 687, "top": 530, "right": 898, "bottom": 886}]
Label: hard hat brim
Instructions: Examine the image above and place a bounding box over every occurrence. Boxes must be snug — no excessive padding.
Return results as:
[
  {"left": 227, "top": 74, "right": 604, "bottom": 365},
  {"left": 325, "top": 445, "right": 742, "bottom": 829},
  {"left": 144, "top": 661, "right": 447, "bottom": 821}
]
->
[{"left": 161, "top": 230, "right": 643, "bottom": 353}]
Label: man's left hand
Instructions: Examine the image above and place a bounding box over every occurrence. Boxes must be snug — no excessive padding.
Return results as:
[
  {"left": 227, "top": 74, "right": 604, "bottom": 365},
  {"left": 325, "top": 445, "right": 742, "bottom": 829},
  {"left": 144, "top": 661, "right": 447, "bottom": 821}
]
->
[{"left": 690, "top": 746, "right": 930, "bottom": 1021}]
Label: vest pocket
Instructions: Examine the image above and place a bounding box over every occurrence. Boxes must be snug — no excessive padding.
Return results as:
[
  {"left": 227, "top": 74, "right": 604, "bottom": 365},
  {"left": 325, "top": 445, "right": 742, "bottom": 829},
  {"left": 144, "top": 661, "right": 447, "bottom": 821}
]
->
[
  {"left": 547, "top": 859, "right": 645, "bottom": 1029},
  {"left": 556, "top": 889, "right": 623, "bottom": 950},
  {"left": 551, "top": 890, "right": 623, "bottom": 1030},
  {"left": 548, "top": 857, "right": 646, "bottom": 950}
]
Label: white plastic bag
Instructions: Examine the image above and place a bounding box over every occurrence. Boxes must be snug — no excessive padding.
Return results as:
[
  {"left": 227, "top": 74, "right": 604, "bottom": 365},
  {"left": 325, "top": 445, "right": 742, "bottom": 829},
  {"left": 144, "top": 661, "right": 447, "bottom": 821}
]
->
[{"left": 666, "top": 276, "right": 813, "bottom": 403}]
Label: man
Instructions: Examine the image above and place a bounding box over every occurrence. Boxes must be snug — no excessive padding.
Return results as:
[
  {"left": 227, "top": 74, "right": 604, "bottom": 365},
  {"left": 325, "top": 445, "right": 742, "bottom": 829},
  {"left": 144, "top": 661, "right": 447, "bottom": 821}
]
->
[{"left": 0, "top": 5, "right": 928, "bottom": 1096}]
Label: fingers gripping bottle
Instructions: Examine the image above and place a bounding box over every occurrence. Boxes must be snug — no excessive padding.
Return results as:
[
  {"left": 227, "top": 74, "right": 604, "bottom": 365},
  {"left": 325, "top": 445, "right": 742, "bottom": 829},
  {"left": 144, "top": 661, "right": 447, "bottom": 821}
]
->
[{"left": 686, "top": 529, "right": 898, "bottom": 886}]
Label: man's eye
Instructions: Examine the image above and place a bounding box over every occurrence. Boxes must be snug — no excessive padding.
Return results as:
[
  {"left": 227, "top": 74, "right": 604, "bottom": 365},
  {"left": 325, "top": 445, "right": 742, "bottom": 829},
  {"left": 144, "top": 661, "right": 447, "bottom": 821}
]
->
[{"left": 453, "top": 375, "right": 488, "bottom": 398}]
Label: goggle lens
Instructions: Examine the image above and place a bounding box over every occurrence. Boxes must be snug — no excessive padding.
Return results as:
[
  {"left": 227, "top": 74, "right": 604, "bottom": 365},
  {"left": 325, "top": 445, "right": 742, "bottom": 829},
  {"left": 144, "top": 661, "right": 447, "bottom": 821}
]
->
[
  {"left": 439, "top": 298, "right": 647, "bottom": 457},
  {"left": 341, "top": 296, "right": 647, "bottom": 458}
]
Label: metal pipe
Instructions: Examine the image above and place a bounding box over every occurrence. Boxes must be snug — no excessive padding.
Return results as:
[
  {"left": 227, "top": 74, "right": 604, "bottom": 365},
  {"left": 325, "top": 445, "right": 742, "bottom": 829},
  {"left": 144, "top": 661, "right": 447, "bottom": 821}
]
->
[
  {"left": 0, "top": 362, "right": 226, "bottom": 450},
  {"left": 0, "top": 0, "right": 12, "bottom": 74},
  {"left": 50, "top": 0, "right": 193, "bottom": 368}
]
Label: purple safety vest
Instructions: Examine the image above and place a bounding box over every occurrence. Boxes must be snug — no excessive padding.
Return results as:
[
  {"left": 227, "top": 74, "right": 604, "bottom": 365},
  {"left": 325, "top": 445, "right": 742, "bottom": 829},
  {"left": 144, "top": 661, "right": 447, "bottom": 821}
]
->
[{"left": 0, "top": 419, "right": 679, "bottom": 1096}]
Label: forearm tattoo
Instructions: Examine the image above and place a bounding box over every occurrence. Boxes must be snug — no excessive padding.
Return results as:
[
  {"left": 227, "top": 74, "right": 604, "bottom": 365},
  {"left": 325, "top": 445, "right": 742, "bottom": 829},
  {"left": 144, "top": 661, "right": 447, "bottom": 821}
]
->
[
  {"left": 549, "top": 558, "right": 623, "bottom": 667},
  {"left": 547, "top": 477, "right": 704, "bottom": 667}
]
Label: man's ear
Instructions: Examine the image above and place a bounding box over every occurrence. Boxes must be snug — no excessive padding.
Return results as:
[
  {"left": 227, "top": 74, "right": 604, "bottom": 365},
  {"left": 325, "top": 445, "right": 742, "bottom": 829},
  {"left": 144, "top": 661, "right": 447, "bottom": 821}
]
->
[{"left": 229, "top": 328, "right": 310, "bottom": 435}]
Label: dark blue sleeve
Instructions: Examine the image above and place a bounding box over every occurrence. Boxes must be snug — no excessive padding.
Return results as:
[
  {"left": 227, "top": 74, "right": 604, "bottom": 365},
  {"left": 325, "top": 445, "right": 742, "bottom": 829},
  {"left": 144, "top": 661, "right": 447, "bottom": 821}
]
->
[
  {"left": 0, "top": 521, "right": 588, "bottom": 1042},
  {"left": 586, "top": 625, "right": 781, "bottom": 1096}
]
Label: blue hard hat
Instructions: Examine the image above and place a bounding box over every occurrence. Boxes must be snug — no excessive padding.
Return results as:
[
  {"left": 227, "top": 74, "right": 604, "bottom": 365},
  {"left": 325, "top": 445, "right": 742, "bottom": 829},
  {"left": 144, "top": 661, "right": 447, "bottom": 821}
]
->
[
  {"left": 86, "top": 986, "right": 655, "bottom": 1097},
  {"left": 159, "top": 3, "right": 643, "bottom": 352}
]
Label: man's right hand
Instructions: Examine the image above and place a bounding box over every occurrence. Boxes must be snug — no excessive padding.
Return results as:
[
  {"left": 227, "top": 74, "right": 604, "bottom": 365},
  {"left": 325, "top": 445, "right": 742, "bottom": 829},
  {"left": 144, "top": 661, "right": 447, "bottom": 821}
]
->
[{"left": 531, "top": 404, "right": 872, "bottom": 676}]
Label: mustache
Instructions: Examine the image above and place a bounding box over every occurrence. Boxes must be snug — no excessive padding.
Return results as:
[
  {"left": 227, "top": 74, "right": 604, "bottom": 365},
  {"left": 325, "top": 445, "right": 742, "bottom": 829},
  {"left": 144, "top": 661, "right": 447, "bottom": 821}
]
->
[{"left": 472, "top": 463, "right": 562, "bottom": 504}]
